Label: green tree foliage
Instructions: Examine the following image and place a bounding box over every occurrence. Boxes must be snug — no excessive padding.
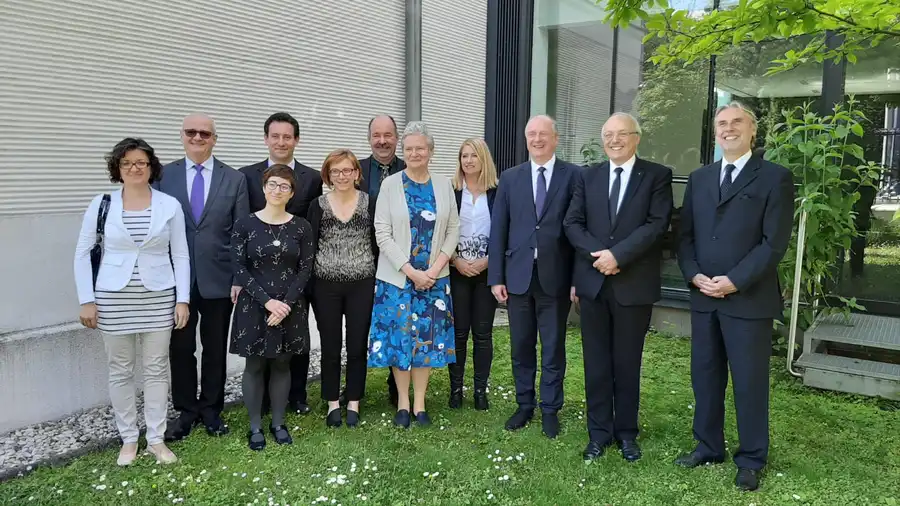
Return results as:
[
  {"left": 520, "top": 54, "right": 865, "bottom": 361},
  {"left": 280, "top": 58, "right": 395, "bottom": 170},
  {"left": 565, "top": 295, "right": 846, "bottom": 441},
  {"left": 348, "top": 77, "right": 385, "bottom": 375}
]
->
[{"left": 601, "top": 0, "right": 900, "bottom": 75}]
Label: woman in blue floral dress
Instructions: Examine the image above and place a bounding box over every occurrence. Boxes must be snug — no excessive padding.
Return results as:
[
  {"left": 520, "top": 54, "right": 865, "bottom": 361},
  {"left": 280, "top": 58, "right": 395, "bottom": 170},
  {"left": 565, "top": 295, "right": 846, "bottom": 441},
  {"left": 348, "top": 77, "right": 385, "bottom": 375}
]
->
[{"left": 369, "top": 121, "right": 460, "bottom": 428}]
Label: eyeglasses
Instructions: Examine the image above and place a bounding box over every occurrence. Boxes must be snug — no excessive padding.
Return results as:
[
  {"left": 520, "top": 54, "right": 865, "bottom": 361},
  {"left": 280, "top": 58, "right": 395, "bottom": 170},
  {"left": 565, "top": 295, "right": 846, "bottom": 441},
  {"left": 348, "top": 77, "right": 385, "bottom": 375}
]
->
[
  {"left": 265, "top": 181, "right": 293, "bottom": 193},
  {"left": 602, "top": 131, "right": 638, "bottom": 141},
  {"left": 183, "top": 129, "right": 214, "bottom": 140},
  {"left": 329, "top": 168, "right": 358, "bottom": 178},
  {"left": 120, "top": 160, "right": 150, "bottom": 170}
]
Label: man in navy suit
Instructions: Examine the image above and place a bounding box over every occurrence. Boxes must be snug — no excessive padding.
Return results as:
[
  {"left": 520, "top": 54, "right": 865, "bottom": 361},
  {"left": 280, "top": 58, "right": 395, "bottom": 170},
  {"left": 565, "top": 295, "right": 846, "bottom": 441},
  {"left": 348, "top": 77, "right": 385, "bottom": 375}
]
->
[
  {"left": 676, "top": 102, "right": 794, "bottom": 491},
  {"left": 564, "top": 113, "right": 673, "bottom": 462},
  {"left": 489, "top": 114, "right": 579, "bottom": 439},
  {"left": 239, "top": 112, "right": 322, "bottom": 415}
]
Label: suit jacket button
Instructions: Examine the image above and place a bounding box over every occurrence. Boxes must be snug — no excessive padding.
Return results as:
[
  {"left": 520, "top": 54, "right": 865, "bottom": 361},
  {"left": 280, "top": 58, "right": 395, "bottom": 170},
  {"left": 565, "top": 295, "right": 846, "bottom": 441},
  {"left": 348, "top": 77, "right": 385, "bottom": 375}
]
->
[
  {"left": 712, "top": 236, "right": 718, "bottom": 241},
  {"left": 535, "top": 225, "right": 540, "bottom": 230},
  {"left": 609, "top": 235, "right": 614, "bottom": 240}
]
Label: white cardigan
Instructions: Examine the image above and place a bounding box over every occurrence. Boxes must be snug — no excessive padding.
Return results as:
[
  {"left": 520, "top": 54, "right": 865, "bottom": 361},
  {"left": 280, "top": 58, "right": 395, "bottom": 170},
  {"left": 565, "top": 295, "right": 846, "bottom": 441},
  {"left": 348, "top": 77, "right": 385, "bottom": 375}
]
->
[
  {"left": 73, "top": 188, "right": 191, "bottom": 305},
  {"left": 374, "top": 171, "right": 460, "bottom": 288}
]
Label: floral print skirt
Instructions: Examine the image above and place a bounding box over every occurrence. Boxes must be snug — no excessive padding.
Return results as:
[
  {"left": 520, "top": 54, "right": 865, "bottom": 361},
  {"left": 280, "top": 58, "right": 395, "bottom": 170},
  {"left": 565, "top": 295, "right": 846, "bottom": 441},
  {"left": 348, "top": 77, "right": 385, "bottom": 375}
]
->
[{"left": 367, "top": 277, "right": 456, "bottom": 370}]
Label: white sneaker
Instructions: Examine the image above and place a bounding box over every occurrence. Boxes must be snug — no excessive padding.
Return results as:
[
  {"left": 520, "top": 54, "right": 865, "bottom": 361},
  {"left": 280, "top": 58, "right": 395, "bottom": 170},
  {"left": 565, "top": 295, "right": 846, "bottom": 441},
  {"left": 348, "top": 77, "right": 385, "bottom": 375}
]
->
[
  {"left": 117, "top": 443, "right": 138, "bottom": 466},
  {"left": 147, "top": 443, "right": 178, "bottom": 464}
]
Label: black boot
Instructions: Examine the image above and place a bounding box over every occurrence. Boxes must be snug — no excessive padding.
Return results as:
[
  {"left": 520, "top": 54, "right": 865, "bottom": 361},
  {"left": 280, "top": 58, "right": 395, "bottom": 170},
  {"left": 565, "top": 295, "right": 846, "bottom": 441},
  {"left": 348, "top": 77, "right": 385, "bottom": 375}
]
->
[
  {"left": 448, "top": 388, "right": 463, "bottom": 409},
  {"left": 473, "top": 388, "right": 489, "bottom": 411}
]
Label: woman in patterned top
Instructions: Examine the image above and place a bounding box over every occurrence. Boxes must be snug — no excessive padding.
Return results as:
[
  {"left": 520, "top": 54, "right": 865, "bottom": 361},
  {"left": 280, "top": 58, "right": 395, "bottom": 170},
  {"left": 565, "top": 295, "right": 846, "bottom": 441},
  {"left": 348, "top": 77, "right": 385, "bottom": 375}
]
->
[
  {"left": 307, "top": 149, "right": 376, "bottom": 428},
  {"left": 368, "top": 121, "right": 460, "bottom": 428},
  {"left": 448, "top": 138, "right": 499, "bottom": 411},
  {"left": 230, "top": 164, "right": 314, "bottom": 451},
  {"left": 74, "top": 138, "right": 190, "bottom": 466}
]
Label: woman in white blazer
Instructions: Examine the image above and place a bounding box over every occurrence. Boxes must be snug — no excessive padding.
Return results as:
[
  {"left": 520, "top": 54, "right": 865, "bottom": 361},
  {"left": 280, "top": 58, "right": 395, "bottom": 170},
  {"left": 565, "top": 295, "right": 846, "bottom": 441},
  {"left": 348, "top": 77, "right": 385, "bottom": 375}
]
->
[
  {"left": 74, "top": 138, "right": 190, "bottom": 466},
  {"left": 367, "top": 121, "right": 460, "bottom": 428}
]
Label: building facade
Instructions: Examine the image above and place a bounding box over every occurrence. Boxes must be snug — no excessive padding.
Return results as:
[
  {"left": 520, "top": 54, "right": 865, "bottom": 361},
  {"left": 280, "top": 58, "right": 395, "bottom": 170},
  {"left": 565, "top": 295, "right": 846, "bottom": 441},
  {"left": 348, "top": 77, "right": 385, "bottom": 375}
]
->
[{"left": 0, "top": 0, "right": 487, "bottom": 433}]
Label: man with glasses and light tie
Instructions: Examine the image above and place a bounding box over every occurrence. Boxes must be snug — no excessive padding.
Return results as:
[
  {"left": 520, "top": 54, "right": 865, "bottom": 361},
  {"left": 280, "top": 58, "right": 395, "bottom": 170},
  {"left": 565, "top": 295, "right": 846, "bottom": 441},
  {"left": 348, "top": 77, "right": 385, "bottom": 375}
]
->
[{"left": 154, "top": 113, "right": 250, "bottom": 442}]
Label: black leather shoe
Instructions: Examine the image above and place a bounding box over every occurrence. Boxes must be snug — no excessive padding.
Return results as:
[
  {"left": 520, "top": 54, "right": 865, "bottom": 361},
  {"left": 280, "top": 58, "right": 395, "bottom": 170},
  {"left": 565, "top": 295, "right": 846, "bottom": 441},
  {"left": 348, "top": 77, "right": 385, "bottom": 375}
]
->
[
  {"left": 269, "top": 425, "right": 293, "bottom": 445},
  {"left": 618, "top": 440, "right": 642, "bottom": 462},
  {"left": 326, "top": 408, "right": 342, "bottom": 428},
  {"left": 735, "top": 468, "right": 760, "bottom": 491},
  {"left": 247, "top": 429, "right": 266, "bottom": 451},
  {"left": 448, "top": 389, "right": 463, "bottom": 409},
  {"left": 583, "top": 440, "right": 610, "bottom": 461},
  {"left": 393, "top": 409, "right": 411, "bottom": 428},
  {"left": 542, "top": 412, "right": 560, "bottom": 439},
  {"left": 473, "top": 390, "right": 489, "bottom": 411},
  {"left": 505, "top": 408, "right": 534, "bottom": 431},
  {"left": 164, "top": 415, "right": 197, "bottom": 442},
  {"left": 674, "top": 452, "right": 725, "bottom": 468},
  {"left": 346, "top": 410, "right": 360, "bottom": 428},
  {"left": 414, "top": 411, "right": 432, "bottom": 426},
  {"left": 290, "top": 401, "right": 312, "bottom": 415},
  {"left": 204, "top": 416, "right": 230, "bottom": 437}
]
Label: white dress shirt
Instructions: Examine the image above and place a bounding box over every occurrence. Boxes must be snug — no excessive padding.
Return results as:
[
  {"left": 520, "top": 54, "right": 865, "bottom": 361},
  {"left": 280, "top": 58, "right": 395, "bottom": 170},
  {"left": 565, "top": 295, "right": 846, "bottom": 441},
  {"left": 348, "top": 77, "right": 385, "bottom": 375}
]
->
[
  {"left": 530, "top": 155, "right": 556, "bottom": 258},
  {"left": 530, "top": 155, "right": 556, "bottom": 200},
  {"left": 720, "top": 150, "right": 752, "bottom": 184},
  {"left": 185, "top": 155, "right": 215, "bottom": 205},
  {"left": 267, "top": 158, "right": 296, "bottom": 169},
  {"left": 458, "top": 182, "right": 491, "bottom": 261},
  {"left": 609, "top": 155, "right": 636, "bottom": 215}
]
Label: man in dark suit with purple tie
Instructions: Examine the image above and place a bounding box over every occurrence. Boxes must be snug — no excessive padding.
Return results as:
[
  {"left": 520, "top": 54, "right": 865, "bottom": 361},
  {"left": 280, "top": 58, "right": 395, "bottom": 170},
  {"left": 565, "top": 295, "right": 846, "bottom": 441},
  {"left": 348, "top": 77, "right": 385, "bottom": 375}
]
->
[
  {"left": 676, "top": 102, "right": 794, "bottom": 491},
  {"left": 564, "top": 112, "right": 673, "bottom": 462},
  {"left": 488, "top": 114, "right": 580, "bottom": 439}
]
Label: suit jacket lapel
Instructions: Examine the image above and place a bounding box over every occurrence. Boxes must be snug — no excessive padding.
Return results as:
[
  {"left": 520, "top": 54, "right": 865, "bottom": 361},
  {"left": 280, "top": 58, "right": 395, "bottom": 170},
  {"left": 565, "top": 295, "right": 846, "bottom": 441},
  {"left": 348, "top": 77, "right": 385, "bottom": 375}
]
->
[
  {"left": 357, "top": 156, "right": 371, "bottom": 192},
  {"left": 718, "top": 157, "right": 760, "bottom": 207},
  {"left": 108, "top": 190, "right": 128, "bottom": 237},
  {"left": 198, "top": 157, "right": 225, "bottom": 225},
  {"left": 541, "top": 161, "right": 567, "bottom": 220},
  {"left": 595, "top": 162, "right": 612, "bottom": 230},
  {"left": 521, "top": 165, "right": 538, "bottom": 222},
  {"left": 145, "top": 188, "right": 164, "bottom": 243},
  {"left": 612, "top": 160, "right": 646, "bottom": 232}
]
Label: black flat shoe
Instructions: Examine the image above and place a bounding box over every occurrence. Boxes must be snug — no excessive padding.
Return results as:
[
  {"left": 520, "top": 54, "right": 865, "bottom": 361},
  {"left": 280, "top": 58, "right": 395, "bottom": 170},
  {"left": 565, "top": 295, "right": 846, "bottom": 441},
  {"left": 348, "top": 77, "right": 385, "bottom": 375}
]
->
[
  {"left": 326, "top": 408, "right": 343, "bottom": 428},
  {"left": 473, "top": 390, "right": 489, "bottom": 411},
  {"left": 448, "top": 389, "right": 463, "bottom": 409},
  {"left": 583, "top": 440, "right": 610, "bottom": 461},
  {"left": 735, "top": 468, "right": 761, "bottom": 491},
  {"left": 204, "top": 416, "right": 230, "bottom": 437},
  {"left": 346, "top": 410, "right": 360, "bottom": 428},
  {"left": 290, "top": 401, "right": 312, "bottom": 415},
  {"left": 269, "top": 425, "right": 293, "bottom": 445},
  {"left": 393, "top": 409, "right": 410, "bottom": 428},
  {"left": 505, "top": 408, "right": 534, "bottom": 431},
  {"left": 674, "top": 452, "right": 725, "bottom": 468},
  {"left": 414, "top": 411, "right": 432, "bottom": 426},
  {"left": 247, "top": 429, "right": 266, "bottom": 451},
  {"left": 618, "top": 439, "right": 642, "bottom": 462}
]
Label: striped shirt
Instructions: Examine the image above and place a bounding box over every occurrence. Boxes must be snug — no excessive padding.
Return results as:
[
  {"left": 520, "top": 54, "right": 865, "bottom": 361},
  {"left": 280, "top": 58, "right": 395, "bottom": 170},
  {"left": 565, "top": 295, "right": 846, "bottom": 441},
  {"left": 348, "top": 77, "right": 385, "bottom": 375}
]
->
[{"left": 96, "top": 208, "right": 175, "bottom": 335}]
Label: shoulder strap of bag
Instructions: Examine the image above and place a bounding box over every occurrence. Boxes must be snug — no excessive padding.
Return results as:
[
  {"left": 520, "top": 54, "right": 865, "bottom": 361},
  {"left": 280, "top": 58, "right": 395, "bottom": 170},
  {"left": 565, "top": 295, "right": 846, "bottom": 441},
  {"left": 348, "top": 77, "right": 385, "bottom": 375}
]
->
[{"left": 95, "top": 194, "right": 111, "bottom": 243}]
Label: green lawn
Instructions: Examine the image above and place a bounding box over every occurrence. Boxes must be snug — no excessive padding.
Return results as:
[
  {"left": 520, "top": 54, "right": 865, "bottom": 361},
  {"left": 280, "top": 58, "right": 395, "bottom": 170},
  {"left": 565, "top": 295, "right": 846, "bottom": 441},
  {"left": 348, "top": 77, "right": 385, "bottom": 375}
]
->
[
  {"left": 839, "top": 244, "right": 900, "bottom": 303},
  {"left": 3, "top": 328, "right": 898, "bottom": 506}
]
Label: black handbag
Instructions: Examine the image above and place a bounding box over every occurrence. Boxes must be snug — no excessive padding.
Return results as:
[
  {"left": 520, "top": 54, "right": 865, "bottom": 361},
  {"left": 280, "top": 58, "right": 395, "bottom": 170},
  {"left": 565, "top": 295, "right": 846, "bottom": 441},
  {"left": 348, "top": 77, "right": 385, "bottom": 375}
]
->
[{"left": 90, "top": 194, "right": 112, "bottom": 287}]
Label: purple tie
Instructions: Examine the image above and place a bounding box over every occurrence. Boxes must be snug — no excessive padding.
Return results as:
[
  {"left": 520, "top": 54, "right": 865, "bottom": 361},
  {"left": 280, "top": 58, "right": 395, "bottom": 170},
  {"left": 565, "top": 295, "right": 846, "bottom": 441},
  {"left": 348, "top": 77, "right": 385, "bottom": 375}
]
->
[{"left": 190, "top": 164, "right": 205, "bottom": 221}]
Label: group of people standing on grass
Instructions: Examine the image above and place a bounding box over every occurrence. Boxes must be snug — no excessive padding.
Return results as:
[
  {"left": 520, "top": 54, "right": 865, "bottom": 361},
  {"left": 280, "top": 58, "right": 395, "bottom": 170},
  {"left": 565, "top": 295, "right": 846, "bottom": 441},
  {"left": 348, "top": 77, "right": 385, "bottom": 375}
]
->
[{"left": 75, "top": 102, "right": 793, "bottom": 493}]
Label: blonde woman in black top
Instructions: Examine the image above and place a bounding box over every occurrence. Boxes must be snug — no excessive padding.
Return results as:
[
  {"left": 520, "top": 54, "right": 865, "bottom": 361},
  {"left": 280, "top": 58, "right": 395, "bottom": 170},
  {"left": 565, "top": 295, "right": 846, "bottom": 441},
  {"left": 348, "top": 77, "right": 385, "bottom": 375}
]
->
[{"left": 307, "top": 149, "right": 376, "bottom": 428}]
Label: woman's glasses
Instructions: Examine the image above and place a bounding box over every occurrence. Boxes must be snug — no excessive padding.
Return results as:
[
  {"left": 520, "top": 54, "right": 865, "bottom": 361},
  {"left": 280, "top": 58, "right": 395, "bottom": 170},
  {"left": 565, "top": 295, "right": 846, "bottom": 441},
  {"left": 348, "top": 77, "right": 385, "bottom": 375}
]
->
[{"left": 265, "top": 181, "right": 293, "bottom": 193}]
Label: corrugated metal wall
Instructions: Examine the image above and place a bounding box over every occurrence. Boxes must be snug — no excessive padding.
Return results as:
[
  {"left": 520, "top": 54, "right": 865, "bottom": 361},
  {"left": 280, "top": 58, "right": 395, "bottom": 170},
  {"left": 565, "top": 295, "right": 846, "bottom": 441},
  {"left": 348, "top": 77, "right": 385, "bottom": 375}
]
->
[
  {"left": 0, "top": 0, "right": 406, "bottom": 215},
  {"left": 422, "top": 0, "right": 487, "bottom": 179}
]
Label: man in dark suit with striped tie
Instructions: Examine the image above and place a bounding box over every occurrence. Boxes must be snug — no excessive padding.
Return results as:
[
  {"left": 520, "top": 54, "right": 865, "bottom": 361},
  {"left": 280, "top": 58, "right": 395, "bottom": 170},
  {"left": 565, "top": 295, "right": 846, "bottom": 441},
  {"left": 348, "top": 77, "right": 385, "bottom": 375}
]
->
[
  {"left": 564, "top": 112, "right": 673, "bottom": 462},
  {"left": 676, "top": 102, "right": 794, "bottom": 491}
]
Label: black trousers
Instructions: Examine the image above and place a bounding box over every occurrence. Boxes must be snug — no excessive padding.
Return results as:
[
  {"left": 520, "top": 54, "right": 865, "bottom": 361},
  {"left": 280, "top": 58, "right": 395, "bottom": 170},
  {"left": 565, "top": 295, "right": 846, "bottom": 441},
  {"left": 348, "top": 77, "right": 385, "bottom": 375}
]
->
[
  {"left": 691, "top": 310, "right": 772, "bottom": 470},
  {"left": 448, "top": 269, "right": 497, "bottom": 391},
  {"left": 313, "top": 277, "right": 375, "bottom": 402},
  {"left": 506, "top": 266, "right": 570, "bottom": 413},
  {"left": 169, "top": 283, "right": 233, "bottom": 423},
  {"left": 580, "top": 283, "right": 652, "bottom": 443}
]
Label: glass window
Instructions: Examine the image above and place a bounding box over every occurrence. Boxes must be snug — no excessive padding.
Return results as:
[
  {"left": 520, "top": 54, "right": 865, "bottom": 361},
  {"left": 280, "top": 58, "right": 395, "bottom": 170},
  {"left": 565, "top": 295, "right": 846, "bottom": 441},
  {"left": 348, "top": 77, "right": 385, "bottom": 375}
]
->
[{"left": 835, "top": 44, "right": 900, "bottom": 312}]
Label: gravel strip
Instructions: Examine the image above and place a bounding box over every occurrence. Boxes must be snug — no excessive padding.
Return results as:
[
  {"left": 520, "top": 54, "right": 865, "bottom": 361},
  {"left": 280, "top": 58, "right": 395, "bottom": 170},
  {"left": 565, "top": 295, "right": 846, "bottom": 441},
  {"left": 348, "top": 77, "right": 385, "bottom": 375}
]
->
[{"left": 0, "top": 347, "right": 334, "bottom": 482}]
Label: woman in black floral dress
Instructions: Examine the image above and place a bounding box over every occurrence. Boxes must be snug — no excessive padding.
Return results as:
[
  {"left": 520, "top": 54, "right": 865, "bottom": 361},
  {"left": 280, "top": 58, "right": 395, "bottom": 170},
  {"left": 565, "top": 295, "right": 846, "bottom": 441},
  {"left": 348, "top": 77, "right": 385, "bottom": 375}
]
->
[{"left": 230, "top": 164, "right": 314, "bottom": 451}]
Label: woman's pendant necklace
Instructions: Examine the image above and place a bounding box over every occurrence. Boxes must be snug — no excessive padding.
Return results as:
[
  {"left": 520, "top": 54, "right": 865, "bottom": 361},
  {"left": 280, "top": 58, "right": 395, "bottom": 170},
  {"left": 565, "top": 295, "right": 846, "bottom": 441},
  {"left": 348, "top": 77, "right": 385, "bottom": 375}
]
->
[{"left": 268, "top": 223, "right": 283, "bottom": 247}]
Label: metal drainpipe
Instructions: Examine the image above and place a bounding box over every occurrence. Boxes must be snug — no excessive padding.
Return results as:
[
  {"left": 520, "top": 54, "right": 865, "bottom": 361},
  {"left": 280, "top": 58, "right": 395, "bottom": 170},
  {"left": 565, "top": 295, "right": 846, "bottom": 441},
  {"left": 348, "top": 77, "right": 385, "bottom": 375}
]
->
[{"left": 406, "top": 0, "right": 423, "bottom": 123}]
